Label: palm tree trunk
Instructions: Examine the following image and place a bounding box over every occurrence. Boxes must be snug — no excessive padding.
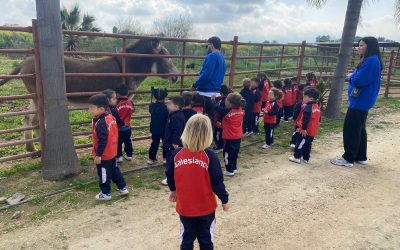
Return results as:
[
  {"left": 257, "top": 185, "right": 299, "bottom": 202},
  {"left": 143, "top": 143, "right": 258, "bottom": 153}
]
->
[{"left": 325, "top": 0, "right": 363, "bottom": 118}]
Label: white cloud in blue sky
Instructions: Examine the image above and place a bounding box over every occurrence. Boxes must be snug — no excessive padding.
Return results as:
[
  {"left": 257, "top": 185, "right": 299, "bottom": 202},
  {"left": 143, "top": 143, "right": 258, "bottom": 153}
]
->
[{"left": 1, "top": 0, "right": 398, "bottom": 43}]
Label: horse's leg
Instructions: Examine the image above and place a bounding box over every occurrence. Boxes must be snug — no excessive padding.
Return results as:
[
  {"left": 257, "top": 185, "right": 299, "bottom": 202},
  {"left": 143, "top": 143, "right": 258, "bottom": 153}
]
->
[{"left": 24, "top": 101, "right": 37, "bottom": 152}]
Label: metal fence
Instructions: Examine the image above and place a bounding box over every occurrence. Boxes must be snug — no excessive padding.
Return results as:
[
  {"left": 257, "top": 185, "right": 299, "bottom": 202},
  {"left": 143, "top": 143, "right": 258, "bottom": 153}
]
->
[{"left": 0, "top": 20, "right": 399, "bottom": 164}]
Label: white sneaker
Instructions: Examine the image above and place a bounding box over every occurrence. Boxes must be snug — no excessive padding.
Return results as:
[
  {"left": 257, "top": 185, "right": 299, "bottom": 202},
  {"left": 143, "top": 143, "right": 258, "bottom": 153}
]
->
[
  {"left": 119, "top": 187, "right": 129, "bottom": 196},
  {"left": 116, "top": 156, "right": 123, "bottom": 163},
  {"left": 223, "top": 170, "right": 235, "bottom": 177},
  {"left": 289, "top": 156, "right": 301, "bottom": 164},
  {"left": 302, "top": 159, "right": 309, "bottom": 164},
  {"left": 247, "top": 132, "right": 253, "bottom": 136},
  {"left": 147, "top": 159, "right": 157, "bottom": 165},
  {"left": 124, "top": 155, "right": 132, "bottom": 161},
  {"left": 161, "top": 178, "right": 168, "bottom": 185},
  {"left": 95, "top": 192, "right": 111, "bottom": 201},
  {"left": 233, "top": 170, "right": 238, "bottom": 174},
  {"left": 262, "top": 144, "right": 271, "bottom": 149},
  {"left": 244, "top": 132, "right": 250, "bottom": 137},
  {"left": 331, "top": 156, "right": 353, "bottom": 168},
  {"left": 290, "top": 144, "right": 296, "bottom": 149},
  {"left": 163, "top": 158, "right": 167, "bottom": 164},
  {"left": 357, "top": 160, "right": 368, "bottom": 165}
]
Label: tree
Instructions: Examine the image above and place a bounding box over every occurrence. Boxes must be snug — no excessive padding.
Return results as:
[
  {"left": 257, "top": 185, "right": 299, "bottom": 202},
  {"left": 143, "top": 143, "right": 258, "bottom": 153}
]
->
[
  {"left": 307, "top": 0, "right": 400, "bottom": 118},
  {"left": 113, "top": 17, "right": 144, "bottom": 35},
  {"left": 36, "top": 0, "right": 81, "bottom": 180},
  {"left": 152, "top": 15, "right": 193, "bottom": 38},
  {"left": 60, "top": 5, "right": 100, "bottom": 51}
]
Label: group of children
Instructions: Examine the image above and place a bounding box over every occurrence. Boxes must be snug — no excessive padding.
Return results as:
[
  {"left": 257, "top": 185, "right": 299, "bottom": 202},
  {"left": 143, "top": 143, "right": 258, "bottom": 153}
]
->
[{"left": 86, "top": 72, "right": 321, "bottom": 248}]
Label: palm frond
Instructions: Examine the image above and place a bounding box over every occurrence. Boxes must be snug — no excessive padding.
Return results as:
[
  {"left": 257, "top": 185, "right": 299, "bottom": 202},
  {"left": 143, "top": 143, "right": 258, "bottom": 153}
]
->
[{"left": 306, "top": 0, "right": 328, "bottom": 8}]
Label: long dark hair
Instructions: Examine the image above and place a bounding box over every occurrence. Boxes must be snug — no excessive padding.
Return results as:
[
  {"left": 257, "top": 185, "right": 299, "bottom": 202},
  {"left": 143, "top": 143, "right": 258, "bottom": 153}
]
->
[{"left": 358, "top": 37, "right": 383, "bottom": 71}]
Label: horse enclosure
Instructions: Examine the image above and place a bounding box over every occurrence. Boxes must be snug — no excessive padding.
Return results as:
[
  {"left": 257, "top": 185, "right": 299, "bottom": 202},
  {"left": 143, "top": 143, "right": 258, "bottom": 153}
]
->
[{"left": 0, "top": 20, "right": 399, "bottom": 165}]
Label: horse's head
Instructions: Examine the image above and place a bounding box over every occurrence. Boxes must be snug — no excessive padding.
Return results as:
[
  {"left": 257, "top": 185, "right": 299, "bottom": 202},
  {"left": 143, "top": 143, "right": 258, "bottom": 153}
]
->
[{"left": 125, "top": 38, "right": 178, "bottom": 86}]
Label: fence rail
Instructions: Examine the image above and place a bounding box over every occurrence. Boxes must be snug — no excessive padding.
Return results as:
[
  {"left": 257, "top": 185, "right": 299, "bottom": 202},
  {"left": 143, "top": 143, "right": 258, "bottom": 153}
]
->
[{"left": 0, "top": 23, "right": 399, "bottom": 165}]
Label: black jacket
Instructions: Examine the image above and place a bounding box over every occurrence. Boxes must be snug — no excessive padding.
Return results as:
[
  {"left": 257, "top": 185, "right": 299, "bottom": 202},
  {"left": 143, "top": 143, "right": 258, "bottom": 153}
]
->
[
  {"left": 164, "top": 110, "right": 185, "bottom": 148},
  {"left": 149, "top": 101, "right": 169, "bottom": 136}
]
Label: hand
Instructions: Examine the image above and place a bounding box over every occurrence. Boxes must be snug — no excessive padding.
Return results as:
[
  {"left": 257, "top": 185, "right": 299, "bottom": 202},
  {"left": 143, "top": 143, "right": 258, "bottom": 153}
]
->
[
  {"left": 172, "top": 144, "right": 179, "bottom": 149},
  {"left": 216, "top": 121, "right": 222, "bottom": 127},
  {"left": 169, "top": 191, "right": 177, "bottom": 202},
  {"left": 211, "top": 94, "right": 217, "bottom": 101},
  {"left": 222, "top": 203, "right": 230, "bottom": 212},
  {"left": 346, "top": 70, "right": 353, "bottom": 79},
  {"left": 94, "top": 156, "right": 101, "bottom": 164},
  {"left": 261, "top": 108, "right": 266, "bottom": 113},
  {"left": 301, "top": 130, "right": 308, "bottom": 137}
]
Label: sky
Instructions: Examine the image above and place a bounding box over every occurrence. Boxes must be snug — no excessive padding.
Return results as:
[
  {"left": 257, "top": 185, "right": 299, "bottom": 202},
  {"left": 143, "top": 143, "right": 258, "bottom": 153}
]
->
[{"left": 1, "top": 0, "right": 399, "bottom": 43}]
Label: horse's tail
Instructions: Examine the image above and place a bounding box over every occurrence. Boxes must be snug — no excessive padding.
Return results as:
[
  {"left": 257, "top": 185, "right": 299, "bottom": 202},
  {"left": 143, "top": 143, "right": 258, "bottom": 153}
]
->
[{"left": 0, "top": 64, "right": 22, "bottom": 87}]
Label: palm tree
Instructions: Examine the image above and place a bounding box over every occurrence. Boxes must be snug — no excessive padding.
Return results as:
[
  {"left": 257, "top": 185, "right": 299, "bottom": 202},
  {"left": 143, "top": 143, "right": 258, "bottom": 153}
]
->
[
  {"left": 307, "top": 0, "right": 400, "bottom": 118},
  {"left": 60, "top": 5, "right": 100, "bottom": 51}
]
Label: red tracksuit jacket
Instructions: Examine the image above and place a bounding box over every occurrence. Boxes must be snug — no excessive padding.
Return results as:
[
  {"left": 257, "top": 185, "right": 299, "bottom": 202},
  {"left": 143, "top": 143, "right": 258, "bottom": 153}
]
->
[
  {"left": 260, "top": 80, "right": 270, "bottom": 103},
  {"left": 116, "top": 97, "right": 134, "bottom": 127},
  {"left": 263, "top": 100, "right": 279, "bottom": 124},
  {"left": 221, "top": 108, "right": 245, "bottom": 140},
  {"left": 283, "top": 88, "right": 295, "bottom": 107},
  {"left": 296, "top": 102, "right": 321, "bottom": 137},
  {"left": 92, "top": 113, "right": 118, "bottom": 160}
]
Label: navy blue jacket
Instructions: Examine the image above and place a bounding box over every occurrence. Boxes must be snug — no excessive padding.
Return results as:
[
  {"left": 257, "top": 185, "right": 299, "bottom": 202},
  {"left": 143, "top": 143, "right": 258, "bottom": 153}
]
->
[
  {"left": 348, "top": 55, "right": 381, "bottom": 111},
  {"left": 293, "top": 102, "right": 302, "bottom": 121},
  {"left": 193, "top": 51, "right": 227, "bottom": 93},
  {"left": 93, "top": 113, "right": 109, "bottom": 157},
  {"left": 164, "top": 110, "right": 185, "bottom": 148},
  {"left": 240, "top": 87, "right": 254, "bottom": 113},
  {"left": 149, "top": 101, "right": 168, "bottom": 136},
  {"left": 182, "top": 108, "right": 196, "bottom": 123},
  {"left": 109, "top": 106, "right": 124, "bottom": 127}
]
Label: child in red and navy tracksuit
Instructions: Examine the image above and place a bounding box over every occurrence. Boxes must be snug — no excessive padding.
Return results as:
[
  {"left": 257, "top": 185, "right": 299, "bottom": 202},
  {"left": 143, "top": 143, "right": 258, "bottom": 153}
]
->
[
  {"left": 290, "top": 84, "right": 306, "bottom": 148},
  {"left": 257, "top": 72, "right": 271, "bottom": 109},
  {"left": 148, "top": 88, "right": 169, "bottom": 165},
  {"left": 289, "top": 87, "right": 321, "bottom": 164},
  {"left": 88, "top": 94, "right": 128, "bottom": 201},
  {"left": 240, "top": 78, "right": 254, "bottom": 135},
  {"left": 272, "top": 80, "right": 284, "bottom": 127},
  {"left": 212, "top": 93, "right": 245, "bottom": 176},
  {"left": 282, "top": 78, "right": 296, "bottom": 121},
  {"left": 251, "top": 78, "right": 262, "bottom": 134},
  {"left": 166, "top": 114, "right": 229, "bottom": 250},
  {"left": 262, "top": 88, "right": 283, "bottom": 149},
  {"left": 213, "top": 85, "right": 230, "bottom": 151},
  {"left": 306, "top": 72, "right": 318, "bottom": 88},
  {"left": 161, "top": 96, "right": 186, "bottom": 185},
  {"left": 181, "top": 91, "right": 196, "bottom": 123},
  {"left": 192, "top": 93, "right": 206, "bottom": 114},
  {"left": 115, "top": 84, "right": 134, "bottom": 163},
  {"left": 102, "top": 89, "right": 125, "bottom": 128}
]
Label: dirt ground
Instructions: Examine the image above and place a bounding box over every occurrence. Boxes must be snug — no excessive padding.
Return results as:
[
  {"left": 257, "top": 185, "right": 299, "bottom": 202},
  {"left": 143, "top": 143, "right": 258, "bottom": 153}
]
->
[{"left": 1, "top": 112, "right": 400, "bottom": 250}]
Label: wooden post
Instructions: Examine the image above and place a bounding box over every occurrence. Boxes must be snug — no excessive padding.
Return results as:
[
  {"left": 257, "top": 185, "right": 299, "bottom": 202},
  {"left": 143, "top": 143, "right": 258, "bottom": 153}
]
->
[
  {"left": 279, "top": 45, "right": 285, "bottom": 79},
  {"left": 385, "top": 50, "right": 395, "bottom": 98},
  {"left": 228, "top": 36, "right": 239, "bottom": 89},
  {"left": 122, "top": 38, "right": 127, "bottom": 85},
  {"left": 297, "top": 41, "right": 306, "bottom": 82},
  {"left": 31, "top": 20, "right": 45, "bottom": 154},
  {"left": 257, "top": 45, "right": 263, "bottom": 71},
  {"left": 180, "top": 41, "right": 186, "bottom": 93},
  {"left": 35, "top": 0, "right": 81, "bottom": 180}
]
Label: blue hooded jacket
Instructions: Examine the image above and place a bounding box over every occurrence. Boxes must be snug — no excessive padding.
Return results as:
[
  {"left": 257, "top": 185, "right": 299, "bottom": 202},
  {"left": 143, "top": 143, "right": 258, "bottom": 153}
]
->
[
  {"left": 348, "top": 55, "right": 381, "bottom": 111},
  {"left": 193, "top": 51, "right": 226, "bottom": 93}
]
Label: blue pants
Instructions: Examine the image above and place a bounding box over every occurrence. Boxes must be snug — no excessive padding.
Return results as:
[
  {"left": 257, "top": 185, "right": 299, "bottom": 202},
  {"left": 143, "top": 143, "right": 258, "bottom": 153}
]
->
[
  {"left": 96, "top": 158, "right": 126, "bottom": 195},
  {"left": 294, "top": 136, "right": 314, "bottom": 161},
  {"left": 223, "top": 139, "right": 241, "bottom": 173},
  {"left": 148, "top": 134, "right": 167, "bottom": 161},
  {"left": 253, "top": 112, "right": 260, "bottom": 133},
  {"left": 180, "top": 212, "right": 216, "bottom": 250},
  {"left": 290, "top": 127, "right": 301, "bottom": 145},
  {"left": 118, "top": 128, "right": 133, "bottom": 157},
  {"left": 283, "top": 105, "right": 294, "bottom": 121},
  {"left": 264, "top": 123, "right": 275, "bottom": 146},
  {"left": 213, "top": 127, "right": 223, "bottom": 149}
]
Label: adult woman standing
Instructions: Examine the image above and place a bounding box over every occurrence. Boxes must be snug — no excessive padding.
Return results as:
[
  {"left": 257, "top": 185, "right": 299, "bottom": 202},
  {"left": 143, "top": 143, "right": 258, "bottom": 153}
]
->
[{"left": 331, "top": 37, "right": 383, "bottom": 168}]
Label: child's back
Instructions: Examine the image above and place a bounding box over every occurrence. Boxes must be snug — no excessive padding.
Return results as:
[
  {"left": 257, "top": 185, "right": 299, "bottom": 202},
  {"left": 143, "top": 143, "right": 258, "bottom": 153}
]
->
[{"left": 149, "top": 101, "right": 168, "bottom": 136}]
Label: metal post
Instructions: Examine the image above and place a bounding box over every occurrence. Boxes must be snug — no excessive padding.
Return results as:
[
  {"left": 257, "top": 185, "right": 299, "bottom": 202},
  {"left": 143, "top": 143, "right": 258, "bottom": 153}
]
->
[
  {"left": 180, "top": 41, "right": 186, "bottom": 93},
  {"left": 257, "top": 45, "right": 263, "bottom": 71},
  {"left": 122, "top": 38, "right": 127, "bottom": 85},
  {"left": 279, "top": 45, "right": 285, "bottom": 79},
  {"left": 228, "top": 36, "right": 239, "bottom": 89},
  {"left": 31, "top": 20, "right": 45, "bottom": 153},
  {"left": 385, "top": 50, "right": 395, "bottom": 98},
  {"left": 297, "top": 41, "right": 306, "bottom": 82}
]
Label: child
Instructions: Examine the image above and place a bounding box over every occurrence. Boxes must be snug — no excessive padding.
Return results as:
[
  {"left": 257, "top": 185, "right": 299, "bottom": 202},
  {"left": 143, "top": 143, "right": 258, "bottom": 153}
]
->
[
  {"left": 289, "top": 87, "right": 321, "bottom": 164},
  {"left": 262, "top": 88, "right": 283, "bottom": 149},
  {"left": 181, "top": 91, "right": 196, "bottom": 122},
  {"left": 290, "top": 84, "right": 306, "bottom": 148},
  {"left": 282, "top": 78, "right": 295, "bottom": 121},
  {"left": 272, "top": 80, "right": 284, "bottom": 127},
  {"left": 102, "top": 89, "right": 124, "bottom": 128},
  {"left": 88, "top": 94, "right": 129, "bottom": 201},
  {"left": 161, "top": 96, "right": 186, "bottom": 185},
  {"left": 148, "top": 88, "right": 169, "bottom": 165},
  {"left": 240, "top": 78, "right": 254, "bottom": 135},
  {"left": 166, "top": 114, "right": 229, "bottom": 250},
  {"left": 213, "top": 85, "right": 229, "bottom": 151},
  {"left": 251, "top": 77, "right": 262, "bottom": 134},
  {"left": 257, "top": 73, "right": 271, "bottom": 109},
  {"left": 306, "top": 72, "right": 318, "bottom": 88},
  {"left": 212, "top": 93, "right": 245, "bottom": 176},
  {"left": 115, "top": 84, "right": 134, "bottom": 163},
  {"left": 192, "top": 93, "right": 206, "bottom": 114},
  {"left": 291, "top": 77, "right": 300, "bottom": 107}
]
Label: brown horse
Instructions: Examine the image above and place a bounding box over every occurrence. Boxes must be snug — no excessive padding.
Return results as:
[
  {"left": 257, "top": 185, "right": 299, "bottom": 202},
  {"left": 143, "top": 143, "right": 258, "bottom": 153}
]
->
[{"left": 0, "top": 38, "right": 179, "bottom": 151}]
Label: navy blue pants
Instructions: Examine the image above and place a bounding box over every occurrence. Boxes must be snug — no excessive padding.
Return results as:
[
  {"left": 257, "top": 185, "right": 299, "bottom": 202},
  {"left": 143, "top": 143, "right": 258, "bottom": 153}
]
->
[
  {"left": 294, "top": 136, "right": 314, "bottom": 161},
  {"left": 223, "top": 139, "right": 241, "bottom": 173},
  {"left": 96, "top": 158, "right": 126, "bottom": 195},
  {"left": 290, "top": 127, "right": 301, "bottom": 145},
  {"left": 276, "top": 108, "right": 283, "bottom": 126},
  {"left": 243, "top": 110, "right": 253, "bottom": 133},
  {"left": 118, "top": 128, "right": 133, "bottom": 157},
  {"left": 148, "top": 134, "right": 167, "bottom": 161},
  {"left": 264, "top": 123, "right": 275, "bottom": 146},
  {"left": 252, "top": 112, "right": 260, "bottom": 133},
  {"left": 213, "top": 127, "right": 224, "bottom": 149},
  {"left": 180, "top": 212, "right": 216, "bottom": 250},
  {"left": 283, "top": 105, "right": 294, "bottom": 121}
]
